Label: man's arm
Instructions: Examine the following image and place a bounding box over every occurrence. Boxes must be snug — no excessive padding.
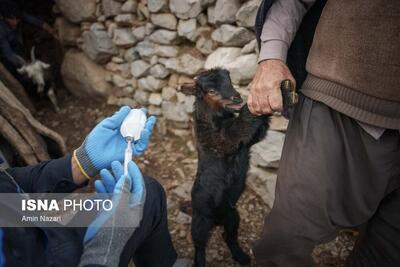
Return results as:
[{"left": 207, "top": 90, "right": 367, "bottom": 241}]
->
[
  {"left": 22, "top": 13, "right": 56, "bottom": 36},
  {"left": 7, "top": 155, "right": 88, "bottom": 193},
  {"left": 248, "top": 0, "right": 315, "bottom": 115},
  {"left": 0, "top": 37, "right": 22, "bottom": 68}
]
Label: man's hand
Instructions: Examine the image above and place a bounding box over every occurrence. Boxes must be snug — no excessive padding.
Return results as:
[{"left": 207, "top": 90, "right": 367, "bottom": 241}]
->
[
  {"left": 248, "top": 59, "right": 296, "bottom": 115},
  {"left": 74, "top": 106, "right": 156, "bottom": 179}
]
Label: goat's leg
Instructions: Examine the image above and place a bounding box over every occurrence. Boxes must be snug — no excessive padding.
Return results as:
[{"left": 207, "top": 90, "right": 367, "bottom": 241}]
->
[
  {"left": 47, "top": 87, "right": 60, "bottom": 113},
  {"left": 222, "top": 106, "right": 268, "bottom": 152},
  {"left": 192, "top": 214, "right": 214, "bottom": 267},
  {"left": 223, "top": 208, "right": 251, "bottom": 265}
]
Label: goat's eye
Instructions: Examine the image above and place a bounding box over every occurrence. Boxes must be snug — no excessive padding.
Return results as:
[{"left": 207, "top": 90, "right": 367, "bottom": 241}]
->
[{"left": 208, "top": 89, "right": 217, "bottom": 95}]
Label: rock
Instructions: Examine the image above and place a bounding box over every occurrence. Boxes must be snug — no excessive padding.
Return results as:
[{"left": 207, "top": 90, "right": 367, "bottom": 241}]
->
[
  {"left": 226, "top": 53, "right": 258, "bottom": 85},
  {"left": 131, "top": 60, "right": 151, "bottom": 78},
  {"left": 170, "top": 0, "right": 202, "bottom": 19},
  {"left": 150, "top": 64, "right": 170, "bottom": 79},
  {"left": 114, "top": 14, "right": 136, "bottom": 26},
  {"left": 55, "top": 0, "right": 96, "bottom": 23},
  {"left": 54, "top": 17, "right": 81, "bottom": 46},
  {"left": 177, "top": 19, "right": 197, "bottom": 41},
  {"left": 236, "top": 0, "right": 261, "bottom": 28},
  {"left": 165, "top": 54, "right": 204, "bottom": 76},
  {"left": 207, "top": 6, "right": 216, "bottom": 24},
  {"left": 196, "top": 36, "right": 214, "bottom": 55},
  {"left": 204, "top": 47, "right": 241, "bottom": 69},
  {"left": 247, "top": 166, "right": 277, "bottom": 208},
  {"left": 121, "top": 0, "right": 137, "bottom": 13},
  {"left": 211, "top": 24, "right": 255, "bottom": 47},
  {"left": 150, "top": 30, "right": 178, "bottom": 45},
  {"left": 171, "top": 180, "right": 193, "bottom": 199},
  {"left": 213, "top": 0, "right": 241, "bottom": 24},
  {"left": 113, "top": 28, "right": 136, "bottom": 47},
  {"left": 145, "top": 22, "right": 156, "bottom": 35},
  {"left": 82, "top": 30, "right": 118, "bottom": 63},
  {"left": 136, "top": 40, "right": 157, "bottom": 57},
  {"left": 138, "top": 76, "right": 167, "bottom": 91},
  {"left": 112, "top": 74, "right": 131, "bottom": 88},
  {"left": 155, "top": 45, "right": 179, "bottom": 58},
  {"left": 184, "top": 95, "right": 195, "bottom": 113},
  {"left": 102, "top": 0, "right": 122, "bottom": 18},
  {"left": 134, "top": 89, "right": 149, "bottom": 104},
  {"left": 137, "top": 2, "right": 150, "bottom": 20},
  {"left": 150, "top": 56, "right": 159, "bottom": 65},
  {"left": 162, "top": 86, "right": 176, "bottom": 101},
  {"left": 148, "top": 105, "right": 162, "bottom": 115},
  {"left": 90, "top": 23, "right": 106, "bottom": 31},
  {"left": 151, "top": 13, "right": 177, "bottom": 30},
  {"left": 197, "top": 13, "right": 208, "bottom": 26},
  {"left": 250, "top": 131, "right": 285, "bottom": 169},
  {"left": 173, "top": 211, "right": 192, "bottom": 225},
  {"left": 107, "top": 96, "right": 137, "bottom": 107},
  {"left": 241, "top": 39, "right": 257, "bottom": 54},
  {"left": 162, "top": 101, "right": 190, "bottom": 122},
  {"left": 124, "top": 47, "right": 140, "bottom": 62},
  {"left": 148, "top": 0, "right": 168, "bottom": 13},
  {"left": 270, "top": 115, "right": 289, "bottom": 132},
  {"left": 61, "top": 50, "right": 112, "bottom": 98},
  {"left": 148, "top": 93, "right": 163, "bottom": 105}
]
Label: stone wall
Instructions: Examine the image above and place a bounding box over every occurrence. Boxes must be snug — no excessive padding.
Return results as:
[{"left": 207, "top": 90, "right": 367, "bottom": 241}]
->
[
  {"left": 54, "top": 0, "right": 288, "bottom": 208},
  {"left": 54, "top": 0, "right": 261, "bottom": 126}
]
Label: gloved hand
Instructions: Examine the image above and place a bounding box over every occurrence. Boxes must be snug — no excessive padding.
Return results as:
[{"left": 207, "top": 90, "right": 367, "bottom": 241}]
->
[
  {"left": 74, "top": 106, "right": 156, "bottom": 179},
  {"left": 79, "top": 161, "right": 145, "bottom": 267}
]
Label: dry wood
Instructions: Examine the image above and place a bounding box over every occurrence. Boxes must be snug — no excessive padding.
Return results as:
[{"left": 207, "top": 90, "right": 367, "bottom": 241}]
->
[
  {"left": 0, "top": 115, "right": 38, "bottom": 165},
  {"left": 0, "top": 80, "right": 66, "bottom": 164},
  {"left": 0, "top": 63, "right": 35, "bottom": 113}
]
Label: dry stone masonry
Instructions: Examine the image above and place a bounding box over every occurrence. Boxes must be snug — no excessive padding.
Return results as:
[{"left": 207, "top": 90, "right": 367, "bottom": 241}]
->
[{"left": 54, "top": 0, "right": 288, "bottom": 206}]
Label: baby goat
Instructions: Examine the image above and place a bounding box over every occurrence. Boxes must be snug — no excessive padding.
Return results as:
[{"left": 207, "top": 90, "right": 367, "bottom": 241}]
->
[
  {"left": 181, "top": 68, "right": 269, "bottom": 267},
  {"left": 17, "top": 47, "right": 60, "bottom": 112}
]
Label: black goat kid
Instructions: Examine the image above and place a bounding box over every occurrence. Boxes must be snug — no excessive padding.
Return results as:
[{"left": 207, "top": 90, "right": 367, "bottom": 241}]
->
[{"left": 181, "top": 68, "right": 269, "bottom": 267}]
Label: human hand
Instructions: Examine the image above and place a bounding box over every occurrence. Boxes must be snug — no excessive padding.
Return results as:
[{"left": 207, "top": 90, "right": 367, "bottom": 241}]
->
[
  {"left": 248, "top": 59, "right": 295, "bottom": 115},
  {"left": 74, "top": 106, "right": 156, "bottom": 179},
  {"left": 84, "top": 161, "right": 145, "bottom": 242}
]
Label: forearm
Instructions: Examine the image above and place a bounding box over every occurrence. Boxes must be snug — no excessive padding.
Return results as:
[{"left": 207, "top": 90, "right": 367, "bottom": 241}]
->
[
  {"left": 22, "top": 13, "right": 45, "bottom": 29},
  {"left": 9, "top": 155, "right": 86, "bottom": 193},
  {"left": 259, "top": 0, "right": 316, "bottom": 63}
]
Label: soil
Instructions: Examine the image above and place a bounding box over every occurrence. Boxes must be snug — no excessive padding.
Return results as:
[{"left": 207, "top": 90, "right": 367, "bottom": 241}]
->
[{"left": 35, "top": 90, "right": 355, "bottom": 267}]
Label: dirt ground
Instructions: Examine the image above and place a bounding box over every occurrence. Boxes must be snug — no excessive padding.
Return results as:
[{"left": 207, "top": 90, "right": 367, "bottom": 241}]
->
[{"left": 35, "top": 90, "right": 355, "bottom": 267}]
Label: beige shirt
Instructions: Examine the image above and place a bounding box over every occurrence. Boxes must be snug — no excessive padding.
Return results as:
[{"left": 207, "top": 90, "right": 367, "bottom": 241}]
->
[{"left": 258, "top": 0, "right": 397, "bottom": 139}]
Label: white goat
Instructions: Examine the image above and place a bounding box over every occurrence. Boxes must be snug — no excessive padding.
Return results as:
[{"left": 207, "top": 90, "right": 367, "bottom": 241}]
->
[{"left": 17, "top": 47, "right": 60, "bottom": 112}]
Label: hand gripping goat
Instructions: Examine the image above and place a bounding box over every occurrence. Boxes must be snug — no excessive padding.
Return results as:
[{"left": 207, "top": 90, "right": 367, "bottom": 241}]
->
[{"left": 17, "top": 47, "right": 60, "bottom": 112}]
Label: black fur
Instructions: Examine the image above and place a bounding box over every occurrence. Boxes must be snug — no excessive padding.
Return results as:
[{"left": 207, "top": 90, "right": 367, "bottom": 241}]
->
[{"left": 186, "top": 68, "right": 269, "bottom": 267}]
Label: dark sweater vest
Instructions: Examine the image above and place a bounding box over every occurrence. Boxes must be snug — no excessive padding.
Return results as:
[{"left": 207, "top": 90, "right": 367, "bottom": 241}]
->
[{"left": 302, "top": 0, "right": 400, "bottom": 129}]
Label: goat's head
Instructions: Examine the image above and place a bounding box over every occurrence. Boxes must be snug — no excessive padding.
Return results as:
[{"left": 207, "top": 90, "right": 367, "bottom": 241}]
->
[
  {"left": 180, "top": 68, "right": 244, "bottom": 113},
  {"left": 17, "top": 47, "right": 50, "bottom": 93}
]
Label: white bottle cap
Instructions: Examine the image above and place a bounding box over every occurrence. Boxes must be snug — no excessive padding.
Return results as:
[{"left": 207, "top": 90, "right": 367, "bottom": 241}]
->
[{"left": 120, "top": 109, "right": 147, "bottom": 141}]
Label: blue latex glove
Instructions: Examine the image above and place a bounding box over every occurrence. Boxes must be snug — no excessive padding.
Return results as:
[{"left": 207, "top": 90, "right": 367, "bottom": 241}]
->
[
  {"left": 84, "top": 161, "right": 145, "bottom": 242},
  {"left": 74, "top": 106, "right": 156, "bottom": 178}
]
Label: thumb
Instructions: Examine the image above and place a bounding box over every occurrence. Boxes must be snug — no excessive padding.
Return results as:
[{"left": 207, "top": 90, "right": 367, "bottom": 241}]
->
[{"left": 101, "top": 106, "right": 131, "bottom": 129}]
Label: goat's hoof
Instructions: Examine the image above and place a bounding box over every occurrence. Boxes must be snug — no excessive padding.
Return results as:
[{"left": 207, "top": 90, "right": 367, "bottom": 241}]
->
[{"left": 233, "top": 251, "right": 251, "bottom": 266}]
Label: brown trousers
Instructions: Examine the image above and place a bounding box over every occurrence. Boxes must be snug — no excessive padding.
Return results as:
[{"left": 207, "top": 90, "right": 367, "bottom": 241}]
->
[{"left": 253, "top": 94, "right": 400, "bottom": 267}]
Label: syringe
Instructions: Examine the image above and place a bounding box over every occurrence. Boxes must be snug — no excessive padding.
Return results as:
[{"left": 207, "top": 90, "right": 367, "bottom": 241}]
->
[
  {"left": 123, "top": 137, "right": 133, "bottom": 177},
  {"left": 120, "top": 109, "right": 147, "bottom": 177}
]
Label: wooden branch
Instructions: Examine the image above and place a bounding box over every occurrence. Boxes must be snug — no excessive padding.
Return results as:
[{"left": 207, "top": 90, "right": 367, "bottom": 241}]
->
[
  {"left": 0, "top": 115, "right": 38, "bottom": 165},
  {"left": 0, "top": 63, "right": 35, "bottom": 113}
]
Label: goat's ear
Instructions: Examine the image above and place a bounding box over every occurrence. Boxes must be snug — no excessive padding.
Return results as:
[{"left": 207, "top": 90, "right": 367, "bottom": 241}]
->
[
  {"left": 179, "top": 83, "right": 196, "bottom": 95},
  {"left": 40, "top": 62, "right": 50, "bottom": 69}
]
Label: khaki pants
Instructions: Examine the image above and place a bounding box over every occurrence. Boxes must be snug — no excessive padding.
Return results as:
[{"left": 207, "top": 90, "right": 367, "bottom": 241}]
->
[{"left": 253, "top": 94, "right": 400, "bottom": 267}]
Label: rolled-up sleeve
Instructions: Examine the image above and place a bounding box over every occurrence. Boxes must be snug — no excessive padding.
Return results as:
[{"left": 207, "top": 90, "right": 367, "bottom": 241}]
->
[{"left": 259, "top": 0, "right": 316, "bottom": 63}]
